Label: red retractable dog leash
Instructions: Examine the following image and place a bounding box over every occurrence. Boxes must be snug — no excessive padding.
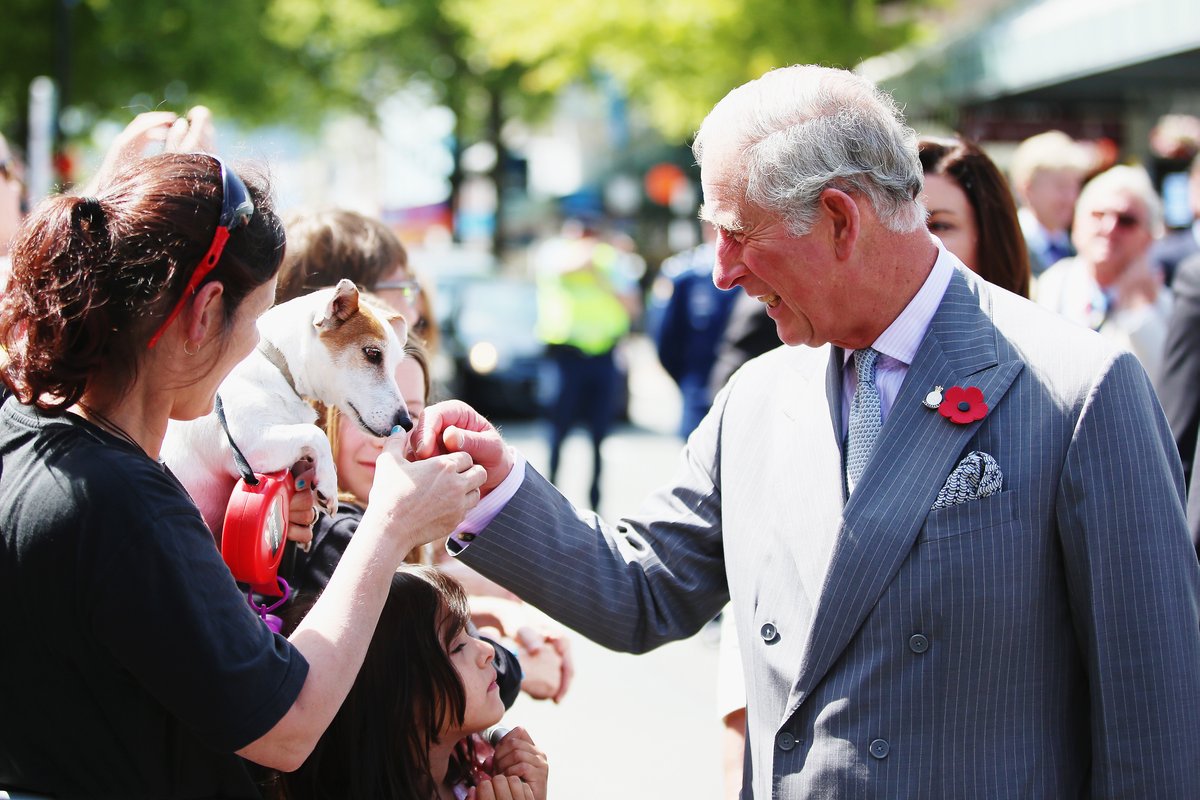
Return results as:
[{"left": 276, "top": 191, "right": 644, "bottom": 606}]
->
[{"left": 214, "top": 393, "right": 296, "bottom": 609}]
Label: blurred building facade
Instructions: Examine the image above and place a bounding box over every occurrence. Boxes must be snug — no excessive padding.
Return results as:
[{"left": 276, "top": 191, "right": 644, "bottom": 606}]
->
[{"left": 861, "top": 0, "right": 1200, "bottom": 176}]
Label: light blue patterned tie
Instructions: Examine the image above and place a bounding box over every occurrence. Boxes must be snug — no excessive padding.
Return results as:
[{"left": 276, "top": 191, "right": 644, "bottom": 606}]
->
[{"left": 845, "top": 347, "right": 881, "bottom": 495}]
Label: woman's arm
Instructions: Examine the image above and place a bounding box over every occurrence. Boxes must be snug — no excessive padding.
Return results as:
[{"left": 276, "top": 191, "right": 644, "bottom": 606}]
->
[{"left": 238, "top": 444, "right": 486, "bottom": 770}]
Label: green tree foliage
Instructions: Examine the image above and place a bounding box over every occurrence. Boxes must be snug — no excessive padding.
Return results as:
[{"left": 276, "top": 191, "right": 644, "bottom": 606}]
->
[
  {"left": 1, "top": 0, "right": 918, "bottom": 148},
  {"left": 1, "top": 0, "right": 358, "bottom": 135},
  {"left": 0, "top": 0, "right": 535, "bottom": 171},
  {"left": 445, "top": 0, "right": 921, "bottom": 140}
]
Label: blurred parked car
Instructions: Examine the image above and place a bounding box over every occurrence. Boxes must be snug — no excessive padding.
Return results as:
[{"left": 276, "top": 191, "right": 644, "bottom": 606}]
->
[{"left": 438, "top": 275, "right": 545, "bottom": 418}]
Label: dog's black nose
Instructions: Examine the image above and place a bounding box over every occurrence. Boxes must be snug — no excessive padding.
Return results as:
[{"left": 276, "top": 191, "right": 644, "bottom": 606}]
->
[{"left": 392, "top": 409, "right": 413, "bottom": 432}]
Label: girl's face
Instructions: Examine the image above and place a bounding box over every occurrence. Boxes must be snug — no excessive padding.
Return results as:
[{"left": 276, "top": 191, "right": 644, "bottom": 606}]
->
[
  {"left": 334, "top": 325, "right": 427, "bottom": 501},
  {"left": 444, "top": 624, "right": 504, "bottom": 737}
]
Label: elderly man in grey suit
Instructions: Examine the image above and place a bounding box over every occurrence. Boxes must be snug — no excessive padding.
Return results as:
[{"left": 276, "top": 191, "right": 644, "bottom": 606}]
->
[{"left": 412, "top": 65, "right": 1200, "bottom": 798}]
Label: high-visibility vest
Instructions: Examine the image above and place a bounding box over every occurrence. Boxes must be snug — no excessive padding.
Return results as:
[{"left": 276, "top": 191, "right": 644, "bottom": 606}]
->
[{"left": 537, "top": 242, "right": 631, "bottom": 355}]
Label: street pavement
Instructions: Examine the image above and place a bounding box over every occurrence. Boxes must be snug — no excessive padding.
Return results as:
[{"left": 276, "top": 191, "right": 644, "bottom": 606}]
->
[{"left": 481, "top": 336, "right": 726, "bottom": 799}]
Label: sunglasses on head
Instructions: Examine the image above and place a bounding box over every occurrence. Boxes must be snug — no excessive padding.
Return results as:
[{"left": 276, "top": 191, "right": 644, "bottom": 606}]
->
[{"left": 147, "top": 155, "right": 255, "bottom": 349}]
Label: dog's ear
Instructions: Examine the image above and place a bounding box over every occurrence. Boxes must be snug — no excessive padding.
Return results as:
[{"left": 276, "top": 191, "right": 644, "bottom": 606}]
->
[{"left": 314, "top": 279, "right": 360, "bottom": 330}]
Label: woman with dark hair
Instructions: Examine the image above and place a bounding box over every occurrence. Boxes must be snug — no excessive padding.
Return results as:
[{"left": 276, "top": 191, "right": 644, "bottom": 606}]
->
[
  {"left": 0, "top": 153, "right": 487, "bottom": 798},
  {"left": 274, "top": 566, "right": 549, "bottom": 800},
  {"left": 919, "top": 135, "right": 1032, "bottom": 297}
]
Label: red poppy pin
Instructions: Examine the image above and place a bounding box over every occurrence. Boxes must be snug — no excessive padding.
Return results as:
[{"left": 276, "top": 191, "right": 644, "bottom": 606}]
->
[{"left": 935, "top": 385, "right": 987, "bottom": 424}]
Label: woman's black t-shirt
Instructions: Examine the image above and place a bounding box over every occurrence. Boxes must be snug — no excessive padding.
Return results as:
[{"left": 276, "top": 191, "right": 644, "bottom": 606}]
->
[{"left": 0, "top": 399, "right": 308, "bottom": 799}]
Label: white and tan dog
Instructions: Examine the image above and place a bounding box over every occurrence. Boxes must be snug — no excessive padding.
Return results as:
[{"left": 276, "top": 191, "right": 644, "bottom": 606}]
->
[{"left": 163, "top": 279, "right": 412, "bottom": 535}]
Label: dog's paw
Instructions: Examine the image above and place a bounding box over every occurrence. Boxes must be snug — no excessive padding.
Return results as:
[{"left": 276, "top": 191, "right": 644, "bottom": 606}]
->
[{"left": 317, "top": 490, "right": 338, "bottom": 517}]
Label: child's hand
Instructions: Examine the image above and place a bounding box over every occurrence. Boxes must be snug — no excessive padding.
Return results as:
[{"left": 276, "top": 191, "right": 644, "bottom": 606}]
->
[
  {"left": 514, "top": 629, "right": 563, "bottom": 701},
  {"left": 491, "top": 727, "right": 548, "bottom": 800},
  {"left": 466, "top": 775, "right": 535, "bottom": 800}
]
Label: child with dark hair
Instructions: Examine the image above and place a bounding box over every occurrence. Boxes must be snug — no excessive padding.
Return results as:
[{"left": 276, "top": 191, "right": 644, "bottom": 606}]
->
[{"left": 273, "top": 566, "right": 548, "bottom": 800}]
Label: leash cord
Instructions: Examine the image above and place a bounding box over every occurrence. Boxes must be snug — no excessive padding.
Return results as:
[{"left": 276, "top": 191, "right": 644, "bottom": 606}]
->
[{"left": 214, "top": 393, "right": 260, "bottom": 486}]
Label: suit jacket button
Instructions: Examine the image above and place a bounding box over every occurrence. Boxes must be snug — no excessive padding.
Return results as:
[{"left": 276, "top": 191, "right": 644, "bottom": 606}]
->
[
  {"left": 776, "top": 732, "right": 796, "bottom": 751},
  {"left": 869, "top": 738, "right": 890, "bottom": 759},
  {"left": 908, "top": 634, "right": 929, "bottom": 653},
  {"left": 760, "top": 623, "right": 778, "bottom": 642}
]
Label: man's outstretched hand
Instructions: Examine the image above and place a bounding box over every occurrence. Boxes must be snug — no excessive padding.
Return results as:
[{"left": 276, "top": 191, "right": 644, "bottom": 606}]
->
[{"left": 408, "top": 400, "right": 513, "bottom": 496}]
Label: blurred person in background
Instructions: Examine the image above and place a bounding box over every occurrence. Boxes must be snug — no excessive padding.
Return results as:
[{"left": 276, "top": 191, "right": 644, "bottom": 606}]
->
[
  {"left": 1151, "top": 152, "right": 1200, "bottom": 282},
  {"left": 278, "top": 208, "right": 436, "bottom": 349},
  {"left": 1010, "top": 130, "right": 1091, "bottom": 277},
  {"left": 919, "top": 135, "right": 1032, "bottom": 297},
  {"left": 1153, "top": 153, "right": 1200, "bottom": 492},
  {"left": 1036, "top": 165, "right": 1170, "bottom": 386},
  {"left": 534, "top": 221, "right": 640, "bottom": 510},
  {"left": 0, "top": 131, "right": 24, "bottom": 288},
  {"left": 651, "top": 223, "right": 738, "bottom": 437}
]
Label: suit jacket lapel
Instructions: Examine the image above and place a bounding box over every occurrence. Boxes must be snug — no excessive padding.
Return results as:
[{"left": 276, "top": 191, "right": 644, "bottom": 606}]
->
[{"left": 783, "top": 269, "right": 1025, "bottom": 720}]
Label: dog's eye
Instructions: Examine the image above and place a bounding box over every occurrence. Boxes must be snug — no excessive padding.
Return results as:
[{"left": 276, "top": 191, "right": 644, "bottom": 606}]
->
[{"left": 362, "top": 346, "right": 383, "bottom": 365}]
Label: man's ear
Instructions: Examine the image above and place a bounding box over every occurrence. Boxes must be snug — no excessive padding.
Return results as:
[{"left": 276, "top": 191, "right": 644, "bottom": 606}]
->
[
  {"left": 820, "top": 188, "right": 860, "bottom": 260},
  {"left": 184, "top": 281, "right": 226, "bottom": 349}
]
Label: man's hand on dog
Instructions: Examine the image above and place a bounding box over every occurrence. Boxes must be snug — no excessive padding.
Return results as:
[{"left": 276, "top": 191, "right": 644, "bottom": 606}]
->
[{"left": 408, "top": 400, "right": 514, "bottom": 496}]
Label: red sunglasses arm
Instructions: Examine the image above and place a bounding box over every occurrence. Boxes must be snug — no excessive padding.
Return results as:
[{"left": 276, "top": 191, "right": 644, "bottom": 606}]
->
[{"left": 146, "top": 226, "right": 232, "bottom": 349}]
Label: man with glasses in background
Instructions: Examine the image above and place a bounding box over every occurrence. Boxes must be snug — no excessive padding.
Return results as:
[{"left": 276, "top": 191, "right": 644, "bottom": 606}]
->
[{"left": 1036, "top": 164, "right": 1171, "bottom": 388}]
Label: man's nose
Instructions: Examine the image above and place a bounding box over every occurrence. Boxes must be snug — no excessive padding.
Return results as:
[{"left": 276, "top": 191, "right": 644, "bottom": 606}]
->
[{"left": 713, "top": 240, "right": 743, "bottom": 290}]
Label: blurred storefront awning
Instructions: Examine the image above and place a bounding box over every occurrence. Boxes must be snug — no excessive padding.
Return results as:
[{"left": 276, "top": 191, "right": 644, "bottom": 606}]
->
[{"left": 860, "top": 0, "right": 1200, "bottom": 142}]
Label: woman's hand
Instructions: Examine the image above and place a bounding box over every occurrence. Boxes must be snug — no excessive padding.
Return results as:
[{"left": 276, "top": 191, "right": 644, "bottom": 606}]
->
[
  {"left": 363, "top": 436, "right": 487, "bottom": 556},
  {"left": 489, "top": 727, "right": 548, "bottom": 800},
  {"left": 408, "top": 400, "right": 513, "bottom": 496},
  {"left": 286, "top": 456, "right": 318, "bottom": 548}
]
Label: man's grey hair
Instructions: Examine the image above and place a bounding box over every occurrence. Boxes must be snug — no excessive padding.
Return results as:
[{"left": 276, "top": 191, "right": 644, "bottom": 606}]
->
[
  {"left": 693, "top": 65, "right": 925, "bottom": 236},
  {"left": 1076, "top": 164, "right": 1165, "bottom": 239}
]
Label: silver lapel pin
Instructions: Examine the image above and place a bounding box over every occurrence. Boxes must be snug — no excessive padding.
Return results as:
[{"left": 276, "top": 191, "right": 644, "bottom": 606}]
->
[{"left": 922, "top": 385, "right": 944, "bottom": 410}]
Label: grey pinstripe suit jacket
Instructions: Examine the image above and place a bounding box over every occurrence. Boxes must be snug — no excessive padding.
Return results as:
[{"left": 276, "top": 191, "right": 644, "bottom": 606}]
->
[{"left": 461, "top": 267, "right": 1200, "bottom": 798}]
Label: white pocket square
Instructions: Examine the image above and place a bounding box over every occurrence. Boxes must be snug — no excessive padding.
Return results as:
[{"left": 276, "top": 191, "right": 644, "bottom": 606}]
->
[{"left": 931, "top": 451, "right": 1003, "bottom": 510}]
